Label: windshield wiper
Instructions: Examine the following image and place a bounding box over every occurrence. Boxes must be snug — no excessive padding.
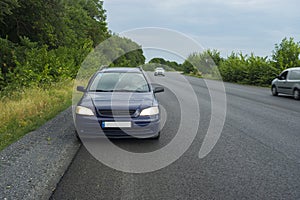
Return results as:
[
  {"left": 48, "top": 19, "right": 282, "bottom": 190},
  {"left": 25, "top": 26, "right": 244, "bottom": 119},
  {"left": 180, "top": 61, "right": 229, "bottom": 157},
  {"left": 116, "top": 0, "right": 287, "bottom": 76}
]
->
[
  {"left": 92, "top": 89, "right": 113, "bottom": 92},
  {"left": 112, "top": 89, "right": 134, "bottom": 92},
  {"left": 134, "top": 90, "right": 148, "bottom": 93},
  {"left": 90, "top": 89, "right": 147, "bottom": 93},
  {"left": 113, "top": 89, "right": 148, "bottom": 93}
]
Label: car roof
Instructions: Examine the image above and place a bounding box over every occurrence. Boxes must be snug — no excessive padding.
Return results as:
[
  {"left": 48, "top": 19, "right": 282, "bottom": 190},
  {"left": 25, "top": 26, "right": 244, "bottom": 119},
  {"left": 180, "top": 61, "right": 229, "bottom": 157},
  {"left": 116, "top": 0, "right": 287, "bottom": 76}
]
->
[
  {"left": 101, "top": 67, "right": 142, "bottom": 73},
  {"left": 286, "top": 67, "right": 300, "bottom": 71}
]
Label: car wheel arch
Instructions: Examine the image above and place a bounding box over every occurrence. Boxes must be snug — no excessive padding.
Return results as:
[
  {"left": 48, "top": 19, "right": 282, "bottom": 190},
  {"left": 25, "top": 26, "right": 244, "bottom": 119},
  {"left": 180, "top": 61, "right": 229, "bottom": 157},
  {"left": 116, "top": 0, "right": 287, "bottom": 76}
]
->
[
  {"left": 293, "top": 88, "right": 300, "bottom": 100},
  {"left": 271, "top": 85, "right": 278, "bottom": 96}
]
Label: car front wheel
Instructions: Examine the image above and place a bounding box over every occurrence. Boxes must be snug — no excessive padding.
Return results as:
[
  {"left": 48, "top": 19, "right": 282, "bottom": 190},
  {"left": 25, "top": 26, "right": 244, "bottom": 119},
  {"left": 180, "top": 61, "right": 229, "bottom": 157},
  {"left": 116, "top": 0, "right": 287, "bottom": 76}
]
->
[
  {"left": 271, "top": 85, "right": 278, "bottom": 96},
  {"left": 294, "top": 89, "right": 300, "bottom": 100}
]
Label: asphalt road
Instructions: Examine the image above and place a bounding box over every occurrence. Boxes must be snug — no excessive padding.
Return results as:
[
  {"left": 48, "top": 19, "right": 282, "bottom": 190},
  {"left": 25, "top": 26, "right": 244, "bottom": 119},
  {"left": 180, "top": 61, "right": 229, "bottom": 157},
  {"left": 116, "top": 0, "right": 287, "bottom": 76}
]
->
[{"left": 51, "top": 72, "right": 300, "bottom": 200}]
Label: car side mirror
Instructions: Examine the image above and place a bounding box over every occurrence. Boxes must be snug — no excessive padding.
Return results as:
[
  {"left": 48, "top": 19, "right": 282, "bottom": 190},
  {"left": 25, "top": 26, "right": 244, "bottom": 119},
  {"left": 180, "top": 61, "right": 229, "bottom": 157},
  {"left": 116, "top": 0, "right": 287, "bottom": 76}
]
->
[
  {"left": 77, "top": 86, "right": 86, "bottom": 92},
  {"left": 154, "top": 87, "right": 164, "bottom": 93}
]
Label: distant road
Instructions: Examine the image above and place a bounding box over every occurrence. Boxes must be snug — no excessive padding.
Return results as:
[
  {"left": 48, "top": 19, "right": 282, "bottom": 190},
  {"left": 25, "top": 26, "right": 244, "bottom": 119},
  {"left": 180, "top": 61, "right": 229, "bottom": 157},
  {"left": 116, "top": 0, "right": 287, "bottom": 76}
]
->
[{"left": 51, "top": 72, "right": 300, "bottom": 200}]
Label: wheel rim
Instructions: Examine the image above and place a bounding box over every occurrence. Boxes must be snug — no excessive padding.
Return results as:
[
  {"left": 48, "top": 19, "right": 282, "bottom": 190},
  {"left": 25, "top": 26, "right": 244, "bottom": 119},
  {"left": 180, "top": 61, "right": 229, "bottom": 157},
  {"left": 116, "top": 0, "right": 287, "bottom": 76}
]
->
[
  {"left": 272, "top": 87, "right": 276, "bottom": 94},
  {"left": 295, "top": 90, "right": 299, "bottom": 98}
]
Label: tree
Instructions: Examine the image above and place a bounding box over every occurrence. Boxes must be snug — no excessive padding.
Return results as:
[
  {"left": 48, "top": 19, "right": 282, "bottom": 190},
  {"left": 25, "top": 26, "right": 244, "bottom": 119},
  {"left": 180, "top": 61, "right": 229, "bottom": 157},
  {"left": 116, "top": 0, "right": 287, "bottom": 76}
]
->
[
  {"left": 0, "top": 0, "right": 19, "bottom": 24},
  {"left": 107, "top": 37, "right": 145, "bottom": 67},
  {"left": 0, "top": 0, "right": 110, "bottom": 91},
  {"left": 149, "top": 58, "right": 181, "bottom": 71},
  {"left": 0, "top": 0, "right": 108, "bottom": 48},
  {"left": 184, "top": 50, "right": 223, "bottom": 75},
  {"left": 182, "top": 60, "right": 196, "bottom": 74},
  {"left": 207, "top": 49, "right": 223, "bottom": 66},
  {"left": 272, "top": 37, "right": 300, "bottom": 71},
  {"left": 218, "top": 52, "right": 247, "bottom": 83}
]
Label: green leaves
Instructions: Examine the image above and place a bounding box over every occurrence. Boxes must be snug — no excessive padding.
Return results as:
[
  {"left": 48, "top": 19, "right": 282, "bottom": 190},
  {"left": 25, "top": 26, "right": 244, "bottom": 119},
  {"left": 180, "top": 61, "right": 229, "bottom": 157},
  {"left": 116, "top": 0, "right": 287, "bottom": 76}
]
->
[
  {"left": 0, "top": 0, "right": 19, "bottom": 24},
  {"left": 272, "top": 37, "right": 300, "bottom": 71},
  {"left": 0, "top": 0, "right": 108, "bottom": 93},
  {"left": 217, "top": 38, "right": 300, "bottom": 86},
  {"left": 149, "top": 58, "right": 182, "bottom": 71}
]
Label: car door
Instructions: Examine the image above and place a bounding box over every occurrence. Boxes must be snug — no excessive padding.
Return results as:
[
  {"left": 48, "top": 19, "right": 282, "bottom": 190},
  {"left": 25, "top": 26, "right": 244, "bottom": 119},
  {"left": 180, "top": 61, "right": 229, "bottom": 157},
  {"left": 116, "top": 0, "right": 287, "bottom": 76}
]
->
[
  {"left": 277, "top": 71, "right": 289, "bottom": 94},
  {"left": 287, "top": 69, "right": 300, "bottom": 94}
]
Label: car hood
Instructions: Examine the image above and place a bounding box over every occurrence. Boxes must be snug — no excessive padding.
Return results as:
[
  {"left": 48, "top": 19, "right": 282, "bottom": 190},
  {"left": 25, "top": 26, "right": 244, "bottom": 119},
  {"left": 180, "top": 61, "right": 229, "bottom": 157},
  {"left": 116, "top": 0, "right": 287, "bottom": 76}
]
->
[{"left": 81, "top": 92, "right": 155, "bottom": 111}]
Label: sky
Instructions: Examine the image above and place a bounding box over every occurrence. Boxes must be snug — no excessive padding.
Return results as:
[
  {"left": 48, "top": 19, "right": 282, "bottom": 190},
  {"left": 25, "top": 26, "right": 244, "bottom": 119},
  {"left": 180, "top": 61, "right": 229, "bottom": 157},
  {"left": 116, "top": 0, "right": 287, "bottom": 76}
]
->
[{"left": 103, "top": 0, "right": 300, "bottom": 62}]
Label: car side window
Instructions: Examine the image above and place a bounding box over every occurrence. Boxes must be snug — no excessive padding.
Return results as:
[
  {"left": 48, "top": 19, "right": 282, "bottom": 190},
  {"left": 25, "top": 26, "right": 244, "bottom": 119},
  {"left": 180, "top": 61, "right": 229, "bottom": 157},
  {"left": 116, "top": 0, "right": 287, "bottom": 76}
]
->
[
  {"left": 279, "top": 71, "right": 288, "bottom": 80},
  {"left": 288, "top": 70, "right": 300, "bottom": 80}
]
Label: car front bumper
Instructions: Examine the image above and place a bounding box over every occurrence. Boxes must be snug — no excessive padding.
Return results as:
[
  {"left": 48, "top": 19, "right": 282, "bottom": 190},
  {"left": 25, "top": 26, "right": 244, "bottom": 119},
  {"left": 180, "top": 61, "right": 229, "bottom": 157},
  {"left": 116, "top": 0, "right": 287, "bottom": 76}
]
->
[
  {"left": 155, "top": 72, "right": 164, "bottom": 75},
  {"left": 75, "top": 114, "right": 160, "bottom": 139}
]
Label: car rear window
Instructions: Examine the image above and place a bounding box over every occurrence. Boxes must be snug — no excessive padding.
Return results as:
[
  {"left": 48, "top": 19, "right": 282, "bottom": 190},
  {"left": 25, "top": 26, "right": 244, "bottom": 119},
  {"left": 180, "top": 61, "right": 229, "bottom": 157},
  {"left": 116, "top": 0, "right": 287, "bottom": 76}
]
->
[
  {"left": 289, "top": 70, "right": 300, "bottom": 80},
  {"left": 89, "top": 72, "right": 150, "bottom": 92}
]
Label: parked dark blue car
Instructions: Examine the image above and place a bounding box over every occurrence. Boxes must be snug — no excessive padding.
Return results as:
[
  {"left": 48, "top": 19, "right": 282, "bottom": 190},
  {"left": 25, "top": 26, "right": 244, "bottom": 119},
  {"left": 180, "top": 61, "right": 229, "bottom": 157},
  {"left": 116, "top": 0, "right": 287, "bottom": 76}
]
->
[{"left": 75, "top": 67, "right": 164, "bottom": 139}]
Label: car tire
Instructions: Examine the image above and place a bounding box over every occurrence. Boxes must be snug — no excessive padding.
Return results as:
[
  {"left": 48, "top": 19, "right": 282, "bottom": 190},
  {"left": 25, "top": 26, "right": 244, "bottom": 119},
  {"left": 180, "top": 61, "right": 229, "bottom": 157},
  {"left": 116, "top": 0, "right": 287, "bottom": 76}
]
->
[
  {"left": 294, "top": 89, "right": 300, "bottom": 100},
  {"left": 271, "top": 85, "right": 278, "bottom": 96}
]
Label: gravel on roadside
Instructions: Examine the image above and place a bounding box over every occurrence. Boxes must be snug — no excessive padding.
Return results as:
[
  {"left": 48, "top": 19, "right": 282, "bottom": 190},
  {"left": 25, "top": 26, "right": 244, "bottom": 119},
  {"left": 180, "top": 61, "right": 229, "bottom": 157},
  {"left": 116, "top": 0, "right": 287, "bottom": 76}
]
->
[{"left": 0, "top": 107, "right": 81, "bottom": 200}]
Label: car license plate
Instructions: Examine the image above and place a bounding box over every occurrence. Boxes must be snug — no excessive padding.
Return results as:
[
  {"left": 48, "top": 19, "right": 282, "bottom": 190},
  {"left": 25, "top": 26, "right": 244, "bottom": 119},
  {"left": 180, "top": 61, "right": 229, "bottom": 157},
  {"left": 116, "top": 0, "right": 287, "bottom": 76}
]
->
[{"left": 102, "top": 121, "right": 131, "bottom": 128}]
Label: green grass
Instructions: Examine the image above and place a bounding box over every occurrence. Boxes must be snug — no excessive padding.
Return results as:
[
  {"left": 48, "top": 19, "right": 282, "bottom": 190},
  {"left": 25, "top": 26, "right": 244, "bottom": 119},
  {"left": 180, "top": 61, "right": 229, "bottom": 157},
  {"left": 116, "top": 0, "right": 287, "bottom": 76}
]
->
[{"left": 0, "top": 80, "right": 74, "bottom": 151}]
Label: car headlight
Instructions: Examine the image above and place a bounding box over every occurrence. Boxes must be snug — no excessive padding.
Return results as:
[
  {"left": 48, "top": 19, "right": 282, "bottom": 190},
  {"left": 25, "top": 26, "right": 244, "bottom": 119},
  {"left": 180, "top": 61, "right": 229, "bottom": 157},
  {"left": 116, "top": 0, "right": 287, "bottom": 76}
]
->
[
  {"left": 76, "top": 106, "right": 94, "bottom": 116},
  {"left": 140, "top": 106, "right": 159, "bottom": 116}
]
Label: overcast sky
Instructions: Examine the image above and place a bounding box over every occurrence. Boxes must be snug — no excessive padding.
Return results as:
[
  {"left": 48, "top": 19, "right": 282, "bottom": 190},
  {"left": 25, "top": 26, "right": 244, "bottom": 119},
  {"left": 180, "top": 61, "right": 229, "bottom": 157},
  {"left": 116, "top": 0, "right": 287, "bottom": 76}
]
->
[{"left": 103, "top": 0, "right": 300, "bottom": 61}]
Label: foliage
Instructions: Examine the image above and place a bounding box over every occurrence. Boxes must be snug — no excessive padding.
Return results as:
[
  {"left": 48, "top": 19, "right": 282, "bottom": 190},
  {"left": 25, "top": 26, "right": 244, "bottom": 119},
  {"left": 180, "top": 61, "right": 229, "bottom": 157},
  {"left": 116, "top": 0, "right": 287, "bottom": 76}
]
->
[
  {"left": 0, "top": 0, "right": 108, "bottom": 47},
  {"left": 0, "top": 0, "right": 108, "bottom": 92},
  {"left": 181, "top": 60, "right": 197, "bottom": 74},
  {"left": 218, "top": 53, "right": 276, "bottom": 85},
  {"left": 149, "top": 57, "right": 182, "bottom": 71},
  {"left": 110, "top": 49, "right": 145, "bottom": 67},
  {"left": 185, "top": 50, "right": 217, "bottom": 74},
  {"left": 107, "top": 37, "right": 145, "bottom": 67},
  {"left": 272, "top": 37, "right": 300, "bottom": 71},
  {"left": 180, "top": 39, "right": 300, "bottom": 86},
  {"left": 75, "top": 35, "right": 146, "bottom": 83},
  {"left": 0, "top": 0, "right": 19, "bottom": 24},
  {"left": 217, "top": 38, "right": 300, "bottom": 86},
  {"left": 147, "top": 37, "right": 300, "bottom": 87},
  {"left": 0, "top": 37, "right": 93, "bottom": 93}
]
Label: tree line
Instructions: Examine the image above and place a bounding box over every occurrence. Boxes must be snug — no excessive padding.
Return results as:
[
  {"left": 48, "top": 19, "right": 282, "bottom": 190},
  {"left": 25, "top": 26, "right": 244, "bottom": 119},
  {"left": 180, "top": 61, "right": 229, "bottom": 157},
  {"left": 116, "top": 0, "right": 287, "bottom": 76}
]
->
[
  {"left": 0, "top": 0, "right": 145, "bottom": 93},
  {"left": 149, "top": 37, "right": 300, "bottom": 86},
  {"left": 1, "top": 0, "right": 299, "bottom": 91}
]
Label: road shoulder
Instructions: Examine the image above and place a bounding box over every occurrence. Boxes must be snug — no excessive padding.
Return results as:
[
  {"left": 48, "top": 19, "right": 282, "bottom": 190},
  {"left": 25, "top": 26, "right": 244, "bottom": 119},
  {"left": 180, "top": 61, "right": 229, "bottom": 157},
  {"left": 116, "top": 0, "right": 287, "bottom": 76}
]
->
[{"left": 0, "top": 107, "right": 80, "bottom": 200}]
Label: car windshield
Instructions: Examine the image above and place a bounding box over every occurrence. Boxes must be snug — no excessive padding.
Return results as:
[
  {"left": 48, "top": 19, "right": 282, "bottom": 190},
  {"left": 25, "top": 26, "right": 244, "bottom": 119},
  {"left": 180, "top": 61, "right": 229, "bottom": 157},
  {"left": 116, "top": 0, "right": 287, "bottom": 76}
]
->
[{"left": 89, "top": 72, "right": 150, "bottom": 92}]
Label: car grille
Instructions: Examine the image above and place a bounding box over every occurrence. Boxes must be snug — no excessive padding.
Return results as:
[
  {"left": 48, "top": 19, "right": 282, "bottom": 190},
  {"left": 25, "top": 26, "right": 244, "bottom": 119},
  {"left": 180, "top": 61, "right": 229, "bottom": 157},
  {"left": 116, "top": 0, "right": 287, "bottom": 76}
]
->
[{"left": 98, "top": 109, "right": 136, "bottom": 117}]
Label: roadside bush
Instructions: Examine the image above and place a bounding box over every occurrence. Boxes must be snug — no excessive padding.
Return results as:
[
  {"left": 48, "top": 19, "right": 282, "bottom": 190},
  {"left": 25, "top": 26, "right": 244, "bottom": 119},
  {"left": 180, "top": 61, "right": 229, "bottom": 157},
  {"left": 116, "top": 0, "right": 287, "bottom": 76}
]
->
[
  {"left": 218, "top": 53, "right": 282, "bottom": 86},
  {"left": 218, "top": 53, "right": 247, "bottom": 83}
]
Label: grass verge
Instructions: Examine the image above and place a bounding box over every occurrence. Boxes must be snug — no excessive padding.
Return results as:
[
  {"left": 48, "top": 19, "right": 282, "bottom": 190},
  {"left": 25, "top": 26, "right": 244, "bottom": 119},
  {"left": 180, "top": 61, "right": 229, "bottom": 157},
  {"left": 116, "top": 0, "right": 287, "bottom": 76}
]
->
[{"left": 0, "top": 80, "right": 74, "bottom": 151}]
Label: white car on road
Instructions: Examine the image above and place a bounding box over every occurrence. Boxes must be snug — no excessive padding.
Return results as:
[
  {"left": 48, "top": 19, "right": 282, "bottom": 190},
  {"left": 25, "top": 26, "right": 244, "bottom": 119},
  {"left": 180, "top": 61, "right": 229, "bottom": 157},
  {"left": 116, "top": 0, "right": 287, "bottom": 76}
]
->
[{"left": 154, "top": 67, "right": 165, "bottom": 76}]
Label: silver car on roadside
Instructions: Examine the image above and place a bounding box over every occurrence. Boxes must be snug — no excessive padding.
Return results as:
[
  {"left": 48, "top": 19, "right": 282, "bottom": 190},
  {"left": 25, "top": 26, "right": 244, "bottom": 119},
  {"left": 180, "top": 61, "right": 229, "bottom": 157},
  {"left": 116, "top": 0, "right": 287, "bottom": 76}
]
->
[{"left": 271, "top": 67, "right": 300, "bottom": 100}]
